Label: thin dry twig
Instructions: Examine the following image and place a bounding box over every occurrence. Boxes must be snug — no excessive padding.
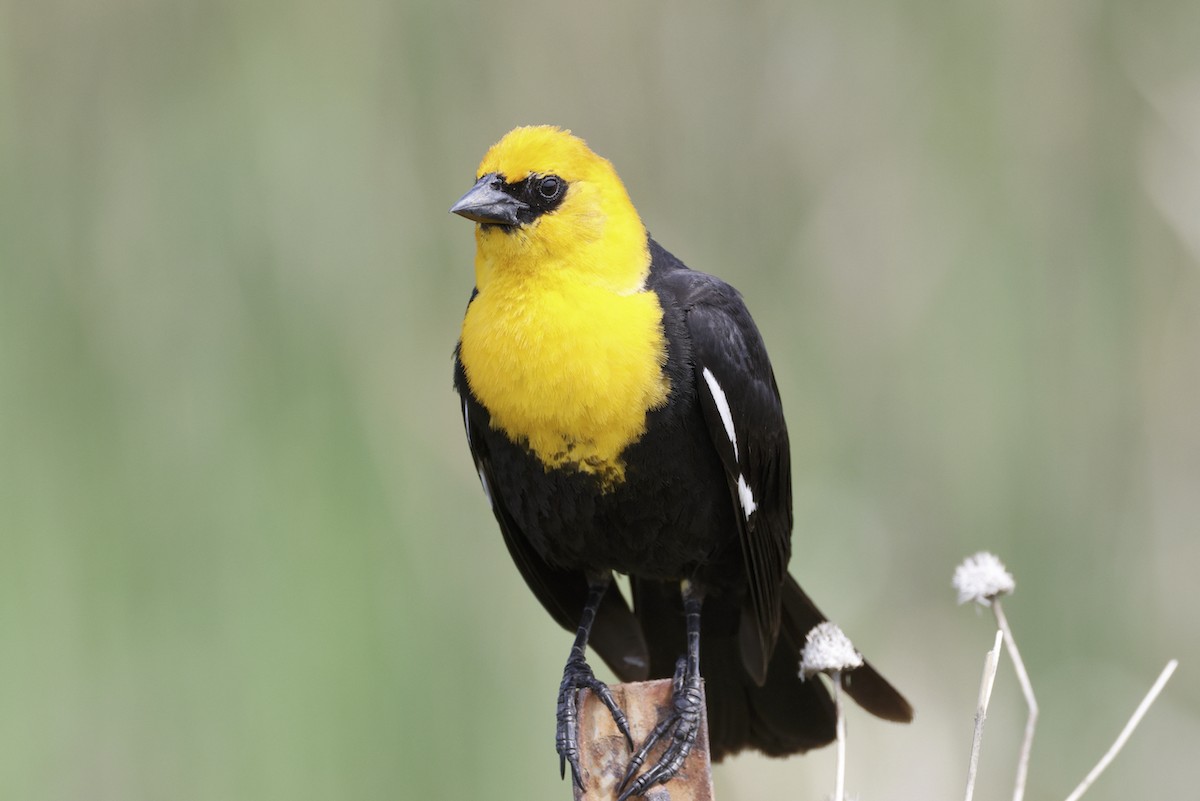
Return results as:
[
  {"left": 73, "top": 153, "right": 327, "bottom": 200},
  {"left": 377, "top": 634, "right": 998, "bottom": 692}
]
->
[
  {"left": 798, "top": 623, "right": 862, "bottom": 801},
  {"left": 833, "top": 672, "right": 846, "bottom": 801},
  {"left": 992, "top": 599, "right": 1038, "bottom": 801},
  {"left": 964, "top": 630, "right": 1005, "bottom": 801},
  {"left": 1062, "top": 659, "right": 1179, "bottom": 801}
]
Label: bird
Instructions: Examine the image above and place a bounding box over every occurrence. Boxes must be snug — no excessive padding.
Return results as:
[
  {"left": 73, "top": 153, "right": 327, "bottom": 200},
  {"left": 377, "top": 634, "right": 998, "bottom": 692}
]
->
[{"left": 449, "top": 125, "right": 912, "bottom": 798}]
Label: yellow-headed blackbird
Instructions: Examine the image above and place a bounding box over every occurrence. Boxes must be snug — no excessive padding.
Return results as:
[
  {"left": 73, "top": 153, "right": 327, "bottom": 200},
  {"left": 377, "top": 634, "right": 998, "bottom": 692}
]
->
[{"left": 451, "top": 126, "right": 912, "bottom": 798}]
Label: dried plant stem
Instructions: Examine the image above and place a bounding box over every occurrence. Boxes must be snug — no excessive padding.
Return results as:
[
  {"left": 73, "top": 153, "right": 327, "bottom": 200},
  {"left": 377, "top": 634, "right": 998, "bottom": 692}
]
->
[
  {"left": 1062, "top": 659, "right": 1179, "bottom": 801},
  {"left": 833, "top": 671, "right": 846, "bottom": 801},
  {"left": 964, "top": 630, "right": 1005, "bottom": 801},
  {"left": 992, "top": 599, "right": 1037, "bottom": 801}
]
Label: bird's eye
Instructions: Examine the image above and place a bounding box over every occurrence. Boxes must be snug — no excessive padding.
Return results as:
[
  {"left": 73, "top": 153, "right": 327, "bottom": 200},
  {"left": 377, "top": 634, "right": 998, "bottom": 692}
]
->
[{"left": 537, "top": 176, "right": 563, "bottom": 200}]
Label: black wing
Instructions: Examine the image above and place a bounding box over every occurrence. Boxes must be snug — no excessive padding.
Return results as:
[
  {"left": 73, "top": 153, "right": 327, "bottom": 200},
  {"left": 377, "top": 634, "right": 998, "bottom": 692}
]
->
[
  {"left": 658, "top": 258, "right": 792, "bottom": 686},
  {"left": 455, "top": 370, "right": 650, "bottom": 682}
]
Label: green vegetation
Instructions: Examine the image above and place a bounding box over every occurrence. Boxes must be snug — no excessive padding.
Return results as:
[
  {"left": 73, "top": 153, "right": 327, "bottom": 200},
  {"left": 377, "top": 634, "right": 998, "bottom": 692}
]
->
[{"left": 2, "top": 2, "right": 1197, "bottom": 799}]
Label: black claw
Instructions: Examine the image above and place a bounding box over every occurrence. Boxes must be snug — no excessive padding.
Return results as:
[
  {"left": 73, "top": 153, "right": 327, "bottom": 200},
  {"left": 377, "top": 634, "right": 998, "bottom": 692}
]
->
[
  {"left": 554, "top": 577, "right": 629, "bottom": 791},
  {"left": 556, "top": 653, "right": 630, "bottom": 790},
  {"left": 617, "top": 718, "right": 668, "bottom": 795},
  {"left": 617, "top": 656, "right": 704, "bottom": 800},
  {"left": 591, "top": 681, "right": 635, "bottom": 750}
]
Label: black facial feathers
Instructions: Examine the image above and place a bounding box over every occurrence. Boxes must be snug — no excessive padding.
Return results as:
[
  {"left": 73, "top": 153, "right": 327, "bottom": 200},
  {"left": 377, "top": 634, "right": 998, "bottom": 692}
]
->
[{"left": 490, "top": 172, "right": 568, "bottom": 226}]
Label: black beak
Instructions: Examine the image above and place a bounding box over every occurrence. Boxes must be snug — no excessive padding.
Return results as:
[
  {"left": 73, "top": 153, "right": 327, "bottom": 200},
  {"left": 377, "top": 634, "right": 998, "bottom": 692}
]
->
[{"left": 449, "top": 174, "right": 528, "bottom": 226}]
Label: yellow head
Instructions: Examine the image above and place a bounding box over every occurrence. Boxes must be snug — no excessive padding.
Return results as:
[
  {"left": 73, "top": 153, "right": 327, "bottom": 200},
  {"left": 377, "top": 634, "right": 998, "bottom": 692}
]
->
[
  {"left": 450, "top": 126, "right": 650, "bottom": 294},
  {"left": 452, "top": 127, "right": 670, "bottom": 483}
]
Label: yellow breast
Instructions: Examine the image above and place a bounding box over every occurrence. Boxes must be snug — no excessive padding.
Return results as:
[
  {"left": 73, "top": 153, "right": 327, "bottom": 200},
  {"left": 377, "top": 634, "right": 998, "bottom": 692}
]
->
[{"left": 460, "top": 271, "right": 670, "bottom": 484}]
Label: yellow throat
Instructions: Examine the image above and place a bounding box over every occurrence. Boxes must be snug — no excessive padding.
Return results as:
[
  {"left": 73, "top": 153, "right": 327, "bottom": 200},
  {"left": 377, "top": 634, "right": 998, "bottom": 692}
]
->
[{"left": 458, "top": 126, "right": 671, "bottom": 483}]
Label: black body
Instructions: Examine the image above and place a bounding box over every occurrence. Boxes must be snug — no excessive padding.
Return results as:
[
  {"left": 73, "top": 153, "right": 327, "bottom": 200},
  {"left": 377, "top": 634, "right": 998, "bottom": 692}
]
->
[{"left": 455, "top": 239, "right": 911, "bottom": 760}]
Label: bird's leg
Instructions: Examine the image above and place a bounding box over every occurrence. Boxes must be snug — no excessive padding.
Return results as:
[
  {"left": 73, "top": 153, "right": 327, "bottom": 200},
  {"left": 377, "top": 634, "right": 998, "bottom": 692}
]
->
[
  {"left": 618, "top": 579, "right": 705, "bottom": 801},
  {"left": 556, "top": 572, "right": 633, "bottom": 789}
]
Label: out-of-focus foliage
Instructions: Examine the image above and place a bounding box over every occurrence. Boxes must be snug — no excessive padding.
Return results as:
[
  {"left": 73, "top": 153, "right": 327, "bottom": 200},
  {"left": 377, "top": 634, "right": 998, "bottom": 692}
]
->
[{"left": 2, "top": 1, "right": 1197, "bottom": 799}]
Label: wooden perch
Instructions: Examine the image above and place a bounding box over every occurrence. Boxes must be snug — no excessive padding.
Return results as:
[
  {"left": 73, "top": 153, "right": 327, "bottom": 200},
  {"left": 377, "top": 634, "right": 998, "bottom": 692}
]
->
[{"left": 573, "top": 679, "right": 715, "bottom": 801}]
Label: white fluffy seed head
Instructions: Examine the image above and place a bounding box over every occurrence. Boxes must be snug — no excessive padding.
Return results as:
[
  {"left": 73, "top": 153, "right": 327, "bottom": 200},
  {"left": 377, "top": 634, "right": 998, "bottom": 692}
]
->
[
  {"left": 953, "top": 551, "right": 1015, "bottom": 606},
  {"left": 799, "top": 622, "right": 863, "bottom": 679}
]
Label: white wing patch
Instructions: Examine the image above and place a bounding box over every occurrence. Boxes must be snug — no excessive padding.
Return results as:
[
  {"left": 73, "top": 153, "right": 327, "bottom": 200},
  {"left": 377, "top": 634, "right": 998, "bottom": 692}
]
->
[
  {"left": 464, "top": 399, "right": 493, "bottom": 505},
  {"left": 701, "top": 367, "right": 739, "bottom": 461},
  {"left": 478, "top": 468, "right": 493, "bottom": 506},
  {"left": 736, "top": 473, "right": 757, "bottom": 520},
  {"left": 701, "top": 367, "right": 757, "bottom": 520},
  {"left": 463, "top": 399, "right": 472, "bottom": 447}
]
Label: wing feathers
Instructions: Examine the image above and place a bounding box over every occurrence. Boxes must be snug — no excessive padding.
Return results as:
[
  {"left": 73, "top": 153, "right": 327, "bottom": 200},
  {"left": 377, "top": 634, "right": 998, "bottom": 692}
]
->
[{"left": 677, "top": 273, "right": 792, "bottom": 686}]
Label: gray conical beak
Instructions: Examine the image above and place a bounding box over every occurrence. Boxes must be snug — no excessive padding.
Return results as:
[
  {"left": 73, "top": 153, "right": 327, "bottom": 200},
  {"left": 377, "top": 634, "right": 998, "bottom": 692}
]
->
[{"left": 450, "top": 174, "right": 528, "bottom": 226}]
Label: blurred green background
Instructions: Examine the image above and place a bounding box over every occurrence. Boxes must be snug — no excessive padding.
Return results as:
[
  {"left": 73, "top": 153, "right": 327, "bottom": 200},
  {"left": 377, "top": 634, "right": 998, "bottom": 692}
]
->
[{"left": 2, "top": 1, "right": 1198, "bottom": 799}]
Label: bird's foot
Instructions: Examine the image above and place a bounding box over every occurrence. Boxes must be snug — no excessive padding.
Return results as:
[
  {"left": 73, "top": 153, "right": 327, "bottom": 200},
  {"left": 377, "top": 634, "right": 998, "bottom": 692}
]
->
[
  {"left": 556, "top": 652, "right": 633, "bottom": 789},
  {"left": 617, "top": 657, "right": 703, "bottom": 800}
]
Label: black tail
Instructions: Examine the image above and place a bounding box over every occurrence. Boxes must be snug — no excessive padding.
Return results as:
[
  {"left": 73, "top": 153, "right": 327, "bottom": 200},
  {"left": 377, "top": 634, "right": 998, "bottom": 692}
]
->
[
  {"left": 632, "top": 575, "right": 912, "bottom": 761},
  {"left": 779, "top": 576, "right": 914, "bottom": 725}
]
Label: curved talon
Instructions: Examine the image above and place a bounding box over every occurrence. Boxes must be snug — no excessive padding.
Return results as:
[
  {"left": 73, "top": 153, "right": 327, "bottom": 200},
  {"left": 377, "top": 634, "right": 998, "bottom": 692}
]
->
[
  {"left": 590, "top": 678, "right": 635, "bottom": 750},
  {"left": 618, "top": 657, "right": 704, "bottom": 800},
  {"left": 556, "top": 653, "right": 632, "bottom": 789},
  {"left": 556, "top": 674, "right": 584, "bottom": 788},
  {"left": 617, "top": 718, "right": 669, "bottom": 794}
]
